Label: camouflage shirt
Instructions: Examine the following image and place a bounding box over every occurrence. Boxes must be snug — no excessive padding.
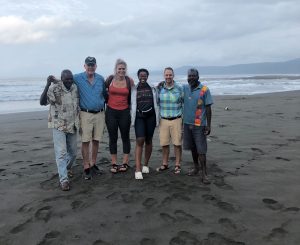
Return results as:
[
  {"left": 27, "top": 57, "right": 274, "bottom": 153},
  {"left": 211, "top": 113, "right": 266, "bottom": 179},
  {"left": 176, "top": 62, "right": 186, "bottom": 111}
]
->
[{"left": 47, "top": 81, "right": 80, "bottom": 133}]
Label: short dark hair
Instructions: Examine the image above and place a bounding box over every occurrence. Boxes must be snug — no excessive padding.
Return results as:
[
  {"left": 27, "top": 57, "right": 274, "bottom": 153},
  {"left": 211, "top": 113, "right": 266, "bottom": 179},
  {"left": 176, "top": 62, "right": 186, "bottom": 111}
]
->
[
  {"left": 188, "top": 68, "right": 199, "bottom": 77},
  {"left": 137, "top": 68, "right": 149, "bottom": 76},
  {"left": 61, "top": 69, "right": 73, "bottom": 80},
  {"left": 164, "top": 67, "right": 174, "bottom": 74}
]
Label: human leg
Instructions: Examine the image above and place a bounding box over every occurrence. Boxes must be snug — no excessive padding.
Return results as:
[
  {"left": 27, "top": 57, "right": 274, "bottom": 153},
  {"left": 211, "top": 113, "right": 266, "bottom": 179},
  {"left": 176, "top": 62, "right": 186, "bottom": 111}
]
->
[
  {"left": 105, "top": 107, "right": 119, "bottom": 167},
  {"left": 90, "top": 112, "right": 105, "bottom": 173},
  {"left": 52, "top": 129, "right": 69, "bottom": 184},
  {"left": 119, "top": 108, "right": 131, "bottom": 162},
  {"left": 135, "top": 137, "right": 145, "bottom": 172},
  {"left": 66, "top": 132, "right": 77, "bottom": 170},
  {"left": 170, "top": 118, "right": 182, "bottom": 172},
  {"left": 174, "top": 145, "right": 182, "bottom": 174},
  {"left": 118, "top": 109, "right": 131, "bottom": 171},
  {"left": 199, "top": 154, "right": 210, "bottom": 184},
  {"left": 194, "top": 126, "right": 209, "bottom": 183},
  {"left": 144, "top": 113, "right": 156, "bottom": 168}
]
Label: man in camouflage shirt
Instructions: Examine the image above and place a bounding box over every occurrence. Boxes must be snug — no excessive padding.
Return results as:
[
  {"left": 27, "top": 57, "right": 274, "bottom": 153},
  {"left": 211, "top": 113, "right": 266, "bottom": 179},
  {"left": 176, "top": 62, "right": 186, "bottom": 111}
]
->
[{"left": 40, "top": 69, "right": 79, "bottom": 191}]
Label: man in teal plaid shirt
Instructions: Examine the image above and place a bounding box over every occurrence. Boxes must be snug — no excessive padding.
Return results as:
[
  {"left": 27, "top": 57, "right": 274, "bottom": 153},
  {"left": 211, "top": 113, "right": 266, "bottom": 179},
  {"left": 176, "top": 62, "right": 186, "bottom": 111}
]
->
[{"left": 156, "top": 67, "right": 184, "bottom": 174}]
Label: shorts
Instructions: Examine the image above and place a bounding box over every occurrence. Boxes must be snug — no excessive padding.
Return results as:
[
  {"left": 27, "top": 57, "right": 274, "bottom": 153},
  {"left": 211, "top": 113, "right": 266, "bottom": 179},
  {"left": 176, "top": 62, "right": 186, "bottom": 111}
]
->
[
  {"left": 183, "top": 124, "right": 207, "bottom": 154},
  {"left": 79, "top": 111, "right": 105, "bottom": 142},
  {"left": 159, "top": 117, "right": 182, "bottom": 146},
  {"left": 134, "top": 113, "right": 156, "bottom": 142}
]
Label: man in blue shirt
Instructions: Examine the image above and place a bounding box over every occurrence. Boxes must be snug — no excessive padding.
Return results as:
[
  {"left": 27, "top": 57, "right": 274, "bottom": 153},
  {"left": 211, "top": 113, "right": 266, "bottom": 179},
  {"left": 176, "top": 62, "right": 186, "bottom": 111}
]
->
[
  {"left": 183, "top": 68, "right": 213, "bottom": 184},
  {"left": 74, "top": 57, "right": 107, "bottom": 180}
]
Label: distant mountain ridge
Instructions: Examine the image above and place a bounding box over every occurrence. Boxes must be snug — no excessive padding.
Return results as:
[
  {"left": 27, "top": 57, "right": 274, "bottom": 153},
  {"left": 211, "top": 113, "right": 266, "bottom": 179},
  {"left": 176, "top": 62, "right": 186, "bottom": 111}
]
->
[{"left": 152, "top": 58, "right": 300, "bottom": 75}]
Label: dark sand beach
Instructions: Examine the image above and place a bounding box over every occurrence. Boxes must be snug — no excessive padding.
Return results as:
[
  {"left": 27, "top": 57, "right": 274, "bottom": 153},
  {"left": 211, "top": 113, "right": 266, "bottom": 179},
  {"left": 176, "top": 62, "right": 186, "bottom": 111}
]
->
[{"left": 0, "top": 91, "right": 300, "bottom": 245}]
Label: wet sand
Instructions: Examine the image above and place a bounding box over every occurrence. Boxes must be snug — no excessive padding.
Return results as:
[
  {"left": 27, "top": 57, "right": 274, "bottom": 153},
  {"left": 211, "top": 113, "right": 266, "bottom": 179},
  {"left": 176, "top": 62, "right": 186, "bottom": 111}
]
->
[{"left": 0, "top": 91, "right": 300, "bottom": 245}]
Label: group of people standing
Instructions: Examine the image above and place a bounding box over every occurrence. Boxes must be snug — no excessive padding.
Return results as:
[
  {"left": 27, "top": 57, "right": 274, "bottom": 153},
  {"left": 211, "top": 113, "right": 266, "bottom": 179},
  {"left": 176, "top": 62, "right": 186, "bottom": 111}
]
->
[{"left": 40, "top": 57, "right": 213, "bottom": 191}]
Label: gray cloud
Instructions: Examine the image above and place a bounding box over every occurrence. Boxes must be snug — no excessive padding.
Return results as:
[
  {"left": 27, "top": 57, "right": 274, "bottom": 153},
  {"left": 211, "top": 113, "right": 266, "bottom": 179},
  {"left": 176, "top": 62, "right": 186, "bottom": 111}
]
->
[{"left": 0, "top": 0, "right": 299, "bottom": 77}]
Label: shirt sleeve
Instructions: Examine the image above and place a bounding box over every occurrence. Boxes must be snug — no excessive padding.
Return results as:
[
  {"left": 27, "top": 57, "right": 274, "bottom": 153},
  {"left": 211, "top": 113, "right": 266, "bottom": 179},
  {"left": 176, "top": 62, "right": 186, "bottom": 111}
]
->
[
  {"left": 205, "top": 88, "right": 214, "bottom": 106},
  {"left": 47, "top": 85, "right": 56, "bottom": 104}
]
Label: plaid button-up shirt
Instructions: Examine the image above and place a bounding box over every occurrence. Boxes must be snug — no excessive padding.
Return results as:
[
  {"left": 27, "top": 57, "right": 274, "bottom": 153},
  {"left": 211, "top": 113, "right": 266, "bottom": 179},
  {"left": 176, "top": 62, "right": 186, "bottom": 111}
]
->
[{"left": 158, "top": 81, "right": 183, "bottom": 118}]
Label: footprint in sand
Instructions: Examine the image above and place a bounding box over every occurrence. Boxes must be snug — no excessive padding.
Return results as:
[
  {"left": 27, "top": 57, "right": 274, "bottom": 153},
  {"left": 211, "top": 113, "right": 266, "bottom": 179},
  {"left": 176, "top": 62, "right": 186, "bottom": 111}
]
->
[
  {"left": 169, "top": 231, "right": 200, "bottom": 245},
  {"left": 143, "top": 198, "right": 158, "bottom": 209},
  {"left": 202, "top": 232, "right": 245, "bottom": 245},
  {"left": 160, "top": 213, "right": 176, "bottom": 223},
  {"left": 121, "top": 192, "right": 141, "bottom": 203},
  {"left": 174, "top": 210, "right": 202, "bottom": 224},
  {"left": 11, "top": 150, "right": 26, "bottom": 153},
  {"left": 283, "top": 207, "right": 300, "bottom": 212},
  {"left": 160, "top": 196, "right": 172, "bottom": 206},
  {"left": 265, "top": 227, "right": 288, "bottom": 241},
  {"left": 92, "top": 240, "right": 112, "bottom": 245},
  {"left": 71, "top": 200, "right": 85, "bottom": 210},
  {"left": 40, "top": 175, "right": 59, "bottom": 190},
  {"left": 29, "top": 162, "right": 45, "bottom": 167},
  {"left": 140, "top": 238, "right": 157, "bottom": 245},
  {"left": 275, "top": 156, "right": 290, "bottom": 161},
  {"left": 219, "top": 218, "right": 238, "bottom": 231},
  {"left": 35, "top": 206, "right": 52, "bottom": 222},
  {"left": 213, "top": 175, "right": 233, "bottom": 190},
  {"left": 262, "top": 198, "right": 284, "bottom": 210},
  {"left": 202, "top": 194, "right": 240, "bottom": 213},
  {"left": 37, "top": 231, "right": 61, "bottom": 245},
  {"left": 106, "top": 192, "right": 119, "bottom": 200},
  {"left": 251, "top": 147, "right": 264, "bottom": 154},
  {"left": 9, "top": 218, "right": 32, "bottom": 234},
  {"left": 171, "top": 193, "right": 191, "bottom": 201}
]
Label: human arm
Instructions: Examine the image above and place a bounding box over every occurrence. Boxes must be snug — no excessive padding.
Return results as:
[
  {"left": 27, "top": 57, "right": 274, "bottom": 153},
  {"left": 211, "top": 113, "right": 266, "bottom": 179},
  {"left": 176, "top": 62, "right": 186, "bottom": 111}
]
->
[
  {"left": 39, "top": 75, "right": 57, "bottom": 105},
  {"left": 204, "top": 105, "right": 212, "bottom": 135}
]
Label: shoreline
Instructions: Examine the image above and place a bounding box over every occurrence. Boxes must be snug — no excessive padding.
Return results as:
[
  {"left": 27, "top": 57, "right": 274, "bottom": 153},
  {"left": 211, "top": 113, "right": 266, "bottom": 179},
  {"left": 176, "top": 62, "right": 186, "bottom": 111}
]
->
[
  {"left": 1, "top": 89, "right": 300, "bottom": 116},
  {"left": 0, "top": 90, "right": 300, "bottom": 244}
]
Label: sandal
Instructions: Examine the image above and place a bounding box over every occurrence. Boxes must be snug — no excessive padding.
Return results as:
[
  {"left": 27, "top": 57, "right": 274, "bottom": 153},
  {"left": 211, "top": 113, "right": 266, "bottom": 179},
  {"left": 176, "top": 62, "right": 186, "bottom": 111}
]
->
[
  {"left": 119, "top": 163, "right": 130, "bottom": 172},
  {"left": 110, "top": 164, "right": 119, "bottom": 173},
  {"left": 156, "top": 164, "right": 169, "bottom": 172},
  {"left": 174, "top": 166, "right": 181, "bottom": 174}
]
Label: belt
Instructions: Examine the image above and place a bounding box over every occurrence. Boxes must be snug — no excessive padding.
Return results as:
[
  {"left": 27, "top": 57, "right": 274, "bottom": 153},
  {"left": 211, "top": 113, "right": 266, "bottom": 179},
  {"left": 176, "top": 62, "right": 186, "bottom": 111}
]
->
[
  {"left": 81, "top": 108, "right": 104, "bottom": 114},
  {"left": 161, "top": 115, "right": 181, "bottom": 121}
]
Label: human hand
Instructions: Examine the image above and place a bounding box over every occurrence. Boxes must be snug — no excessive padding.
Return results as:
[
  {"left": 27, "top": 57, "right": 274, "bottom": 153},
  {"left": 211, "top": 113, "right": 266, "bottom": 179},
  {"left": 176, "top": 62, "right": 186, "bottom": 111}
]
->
[
  {"left": 47, "top": 75, "right": 57, "bottom": 86},
  {"left": 204, "top": 126, "right": 211, "bottom": 135}
]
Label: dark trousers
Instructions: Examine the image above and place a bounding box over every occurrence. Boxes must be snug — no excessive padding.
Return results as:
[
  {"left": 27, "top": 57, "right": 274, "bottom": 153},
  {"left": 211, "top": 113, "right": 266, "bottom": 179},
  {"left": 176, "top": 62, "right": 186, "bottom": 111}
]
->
[{"left": 105, "top": 106, "right": 131, "bottom": 154}]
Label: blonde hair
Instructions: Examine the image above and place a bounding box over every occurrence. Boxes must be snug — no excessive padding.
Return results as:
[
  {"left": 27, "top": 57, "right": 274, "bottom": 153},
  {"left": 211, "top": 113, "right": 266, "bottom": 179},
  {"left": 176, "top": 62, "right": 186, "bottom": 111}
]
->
[{"left": 114, "top": 58, "right": 128, "bottom": 76}]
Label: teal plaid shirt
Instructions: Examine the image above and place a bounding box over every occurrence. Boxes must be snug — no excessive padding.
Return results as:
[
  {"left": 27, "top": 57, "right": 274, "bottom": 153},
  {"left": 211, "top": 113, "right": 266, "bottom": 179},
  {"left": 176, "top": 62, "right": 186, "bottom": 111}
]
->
[{"left": 158, "top": 81, "right": 183, "bottom": 118}]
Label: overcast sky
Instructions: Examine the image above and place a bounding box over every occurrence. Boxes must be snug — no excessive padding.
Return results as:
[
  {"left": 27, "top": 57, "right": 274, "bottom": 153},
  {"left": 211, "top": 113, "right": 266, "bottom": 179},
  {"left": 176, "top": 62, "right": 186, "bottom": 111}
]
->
[{"left": 1, "top": 0, "right": 299, "bottom": 77}]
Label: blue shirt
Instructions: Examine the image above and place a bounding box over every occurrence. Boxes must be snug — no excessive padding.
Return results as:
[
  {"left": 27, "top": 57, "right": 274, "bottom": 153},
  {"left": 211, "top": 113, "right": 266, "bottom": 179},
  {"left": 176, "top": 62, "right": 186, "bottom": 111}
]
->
[
  {"left": 73, "top": 72, "right": 106, "bottom": 111},
  {"left": 183, "top": 82, "right": 213, "bottom": 126},
  {"left": 158, "top": 81, "right": 183, "bottom": 118}
]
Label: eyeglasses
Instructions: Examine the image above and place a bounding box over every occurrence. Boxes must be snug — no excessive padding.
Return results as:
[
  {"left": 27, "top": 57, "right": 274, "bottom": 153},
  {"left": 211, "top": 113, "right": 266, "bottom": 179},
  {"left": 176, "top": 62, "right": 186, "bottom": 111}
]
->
[{"left": 86, "top": 63, "right": 95, "bottom": 67}]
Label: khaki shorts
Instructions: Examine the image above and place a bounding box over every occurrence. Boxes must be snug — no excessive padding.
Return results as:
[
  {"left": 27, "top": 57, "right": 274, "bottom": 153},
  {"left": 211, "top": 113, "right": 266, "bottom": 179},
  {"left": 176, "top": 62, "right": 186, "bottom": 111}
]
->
[
  {"left": 80, "top": 111, "right": 105, "bottom": 142},
  {"left": 159, "top": 117, "right": 182, "bottom": 146}
]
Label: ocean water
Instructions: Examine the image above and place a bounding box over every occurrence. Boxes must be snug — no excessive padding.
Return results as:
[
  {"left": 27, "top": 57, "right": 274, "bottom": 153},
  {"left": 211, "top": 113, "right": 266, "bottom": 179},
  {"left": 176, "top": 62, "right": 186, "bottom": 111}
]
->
[{"left": 1, "top": 74, "right": 300, "bottom": 114}]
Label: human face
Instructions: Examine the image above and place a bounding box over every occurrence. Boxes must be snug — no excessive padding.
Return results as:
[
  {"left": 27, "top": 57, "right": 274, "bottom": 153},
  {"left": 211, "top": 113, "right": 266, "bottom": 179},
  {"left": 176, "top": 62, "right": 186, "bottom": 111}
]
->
[
  {"left": 116, "top": 64, "right": 126, "bottom": 77},
  {"left": 61, "top": 71, "right": 74, "bottom": 90},
  {"left": 164, "top": 69, "right": 174, "bottom": 85},
  {"left": 138, "top": 71, "right": 148, "bottom": 83},
  {"left": 84, "top": 63, "right": 97, "bottom": 76},
  {"left": 187, "top": 71, "right": 199, "bottom": 88}
]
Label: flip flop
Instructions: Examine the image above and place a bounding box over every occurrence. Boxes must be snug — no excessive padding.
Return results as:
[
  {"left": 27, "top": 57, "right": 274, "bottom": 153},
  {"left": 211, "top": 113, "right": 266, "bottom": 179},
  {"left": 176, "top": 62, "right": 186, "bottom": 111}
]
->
[
  {"left": 174, "top": 166, "right": 181, "bottom": 174},
  {"left": 156, "top": 164, "right": 169, "bottom": 172},
  {"left": 119, "top": 163, "right": 130, "bottom": 172},
  {"left": 110, "top": 164, "right": 119, "bottom": 173}
]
